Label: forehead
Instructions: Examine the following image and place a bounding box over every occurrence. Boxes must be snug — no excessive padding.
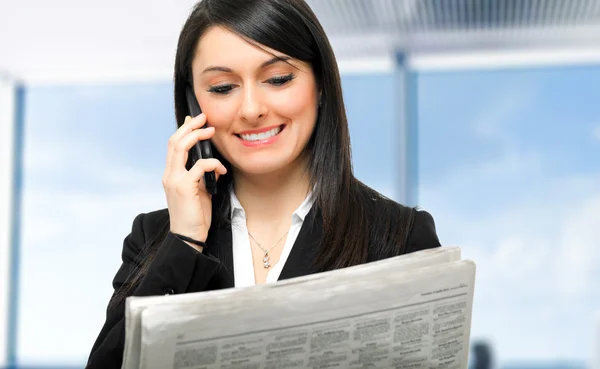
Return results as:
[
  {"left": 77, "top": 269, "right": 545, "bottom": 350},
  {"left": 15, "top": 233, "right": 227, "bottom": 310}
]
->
[{"left": 194, "top": 26, "right": 288, "bottom": 68}]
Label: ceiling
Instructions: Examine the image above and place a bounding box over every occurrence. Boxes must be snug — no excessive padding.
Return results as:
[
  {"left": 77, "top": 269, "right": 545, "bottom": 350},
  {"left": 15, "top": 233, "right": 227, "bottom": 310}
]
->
[
  {"left": 1, "top": 0, "right": 599, "bottom": 83},
  {"left": 308, "top": 0, "right": 600, "bottom": 55}
]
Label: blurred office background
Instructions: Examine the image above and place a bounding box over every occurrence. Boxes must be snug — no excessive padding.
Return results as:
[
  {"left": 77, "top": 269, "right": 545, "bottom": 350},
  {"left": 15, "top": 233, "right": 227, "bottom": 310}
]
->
[{"left": 1, "top": 0, "right": 600, "bottom": 368}]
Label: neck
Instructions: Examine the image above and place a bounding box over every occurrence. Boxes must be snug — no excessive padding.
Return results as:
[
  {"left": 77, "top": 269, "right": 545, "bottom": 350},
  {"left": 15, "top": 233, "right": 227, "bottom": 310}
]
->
[{"left": 232, "top": 156, "right": 312, "bottom": 225}]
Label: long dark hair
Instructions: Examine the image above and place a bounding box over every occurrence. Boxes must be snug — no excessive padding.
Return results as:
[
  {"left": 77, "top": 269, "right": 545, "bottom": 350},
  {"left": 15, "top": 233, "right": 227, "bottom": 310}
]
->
[{"left": 111, "top": 0, "right": 415, "bottom": 308}]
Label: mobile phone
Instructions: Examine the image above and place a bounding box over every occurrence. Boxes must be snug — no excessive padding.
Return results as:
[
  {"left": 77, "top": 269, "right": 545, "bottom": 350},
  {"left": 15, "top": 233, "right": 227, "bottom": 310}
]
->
[{"left": 185, "top": 86, "right": 217, "bottom": 195}]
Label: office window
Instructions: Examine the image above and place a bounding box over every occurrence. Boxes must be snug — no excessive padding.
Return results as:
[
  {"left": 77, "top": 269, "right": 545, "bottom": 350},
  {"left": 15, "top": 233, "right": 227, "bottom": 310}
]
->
[
  {"left": 416, "top": 65, "right": 600, "bottom": 367},
  {"left": 14, "top": 72, "right": 399, "bottom": 365}
]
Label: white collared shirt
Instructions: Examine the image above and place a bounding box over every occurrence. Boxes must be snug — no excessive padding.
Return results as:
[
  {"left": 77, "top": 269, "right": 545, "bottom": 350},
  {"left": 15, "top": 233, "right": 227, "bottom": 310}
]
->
[{"left": 230, "top": 189, "right": 315, "bottom": 287}]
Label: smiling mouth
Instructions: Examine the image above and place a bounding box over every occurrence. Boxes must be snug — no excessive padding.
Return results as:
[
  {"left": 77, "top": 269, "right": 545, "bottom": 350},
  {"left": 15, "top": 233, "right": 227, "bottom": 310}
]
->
[{"left": 236, "top": 124, "right": 286, "bottom": 142}]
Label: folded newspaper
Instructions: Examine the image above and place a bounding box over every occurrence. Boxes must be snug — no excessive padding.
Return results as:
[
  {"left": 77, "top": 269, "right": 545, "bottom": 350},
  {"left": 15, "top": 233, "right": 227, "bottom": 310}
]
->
[{"left": 122, "top": 247, "right": 476, "bottom": 369}]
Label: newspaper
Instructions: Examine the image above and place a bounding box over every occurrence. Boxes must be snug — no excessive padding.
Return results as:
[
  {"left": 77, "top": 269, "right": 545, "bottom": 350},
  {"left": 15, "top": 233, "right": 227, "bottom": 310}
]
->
[{"left": 122, "top": 247, "right": 475, "bottom": 369}]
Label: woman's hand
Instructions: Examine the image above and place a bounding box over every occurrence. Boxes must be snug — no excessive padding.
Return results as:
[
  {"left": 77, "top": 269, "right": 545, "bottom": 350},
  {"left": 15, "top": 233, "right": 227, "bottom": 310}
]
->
[{"left": 162, "top": 114, "right": 227, "bottom": 251}]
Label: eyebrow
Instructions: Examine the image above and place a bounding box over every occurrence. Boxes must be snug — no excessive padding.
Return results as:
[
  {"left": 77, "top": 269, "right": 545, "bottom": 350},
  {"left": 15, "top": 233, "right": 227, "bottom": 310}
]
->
[{"left": 202, "top": 56, "right": 292, "bottom": 74}]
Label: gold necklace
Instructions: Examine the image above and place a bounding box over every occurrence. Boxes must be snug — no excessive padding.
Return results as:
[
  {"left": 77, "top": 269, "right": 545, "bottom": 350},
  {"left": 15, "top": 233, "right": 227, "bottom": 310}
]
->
[{"left": 248, "top": 231, "right": 289, "bottom": 269}]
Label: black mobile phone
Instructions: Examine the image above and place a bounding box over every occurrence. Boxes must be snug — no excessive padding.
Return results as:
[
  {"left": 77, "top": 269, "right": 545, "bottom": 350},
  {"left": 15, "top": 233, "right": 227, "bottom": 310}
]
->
[{"left": 185, "top": 86, "right": 217, "bottom": 195}]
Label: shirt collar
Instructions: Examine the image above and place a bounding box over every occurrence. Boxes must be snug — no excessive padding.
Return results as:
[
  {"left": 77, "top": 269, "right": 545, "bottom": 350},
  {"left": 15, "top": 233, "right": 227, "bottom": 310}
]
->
[
  {"left": 293, "top": 189, "right": 315, "bottom": 222},
  {"left": 230, "top": 187, "right": 316, "bottom": 222},
  {"left": 230, "top": 189, "right": 244, "bottom": 219}
]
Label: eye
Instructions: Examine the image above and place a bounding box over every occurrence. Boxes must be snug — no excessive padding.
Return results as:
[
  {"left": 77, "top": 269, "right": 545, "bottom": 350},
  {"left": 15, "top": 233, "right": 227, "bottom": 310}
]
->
[
  {"left": 207, "top": 84, "right": 236, "bottom": 95},
  {"left": 266, "top": 73, "right": 295, "bottom": 86}
]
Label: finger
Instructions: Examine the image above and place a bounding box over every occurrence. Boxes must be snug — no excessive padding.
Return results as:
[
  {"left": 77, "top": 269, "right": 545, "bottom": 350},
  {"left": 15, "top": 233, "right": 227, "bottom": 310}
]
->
[
  {"left": 165, "top": 115, "right": 193, "bottom": 176},
  {"left": 187, "top": 158, "right": 228, "bottom": 184},
  {"left": 173, "top": 114, "right": 208, "bottom": 141},
  {"left": 171, "top": 127, "right": 216, "bottom": 171},
  {"left": 168, "top": 115, "right": 211, "bottom": 171}
]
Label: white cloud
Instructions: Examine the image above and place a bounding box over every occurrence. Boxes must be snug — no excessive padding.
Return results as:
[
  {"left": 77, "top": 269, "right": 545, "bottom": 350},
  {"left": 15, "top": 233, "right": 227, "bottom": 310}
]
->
[
  {"left": 593, "top": 125, "right": 600, "bottom": 142},
  {"left": 472, "top": 82, "right": 539, "bottom": 145},
  {"left": 473, "top": 148, "right": 543, "bottom": 179},
  {"left": 14, "top": 133, "right": 167, "bottom": 364},
  {"left": 556, "top": 196, "right": 600, "bottom": 295},
  {"left": 17, "top": 185, "right": 166, "bottom": 365},
  {"left": 422, "top": 171, "right": 600, "bottom": 363},
  {"left": 22, "top": 138, "right": 159, "bottom": 189}
]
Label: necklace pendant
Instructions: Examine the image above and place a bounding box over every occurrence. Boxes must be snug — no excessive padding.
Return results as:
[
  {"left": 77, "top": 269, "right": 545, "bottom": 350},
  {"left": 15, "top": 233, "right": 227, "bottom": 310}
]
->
[{"left": 263, "top": 252, "right": 270, "bottom": 269}]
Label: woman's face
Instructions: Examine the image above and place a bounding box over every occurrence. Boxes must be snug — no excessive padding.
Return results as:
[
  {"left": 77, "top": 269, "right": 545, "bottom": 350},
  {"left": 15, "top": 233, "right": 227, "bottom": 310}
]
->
[{"left": 191, "top": 26, "right": 319, "bottom": 176}]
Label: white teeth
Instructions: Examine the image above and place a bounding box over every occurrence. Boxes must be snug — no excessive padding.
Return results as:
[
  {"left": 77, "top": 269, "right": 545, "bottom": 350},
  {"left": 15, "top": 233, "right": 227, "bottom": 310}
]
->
[{"left": 240, "top": 126, "right": 282, "bottom": 141}]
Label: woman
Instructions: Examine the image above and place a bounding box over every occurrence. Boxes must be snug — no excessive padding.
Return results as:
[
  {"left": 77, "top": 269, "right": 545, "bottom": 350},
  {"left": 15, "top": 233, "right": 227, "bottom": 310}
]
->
[{"left": 86, "top": 0, "right": 441, "bottom": 367}]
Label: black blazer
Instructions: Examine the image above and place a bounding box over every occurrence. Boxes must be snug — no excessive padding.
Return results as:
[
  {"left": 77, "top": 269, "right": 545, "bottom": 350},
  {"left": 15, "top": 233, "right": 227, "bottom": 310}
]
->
[{"left": 86, "top": 202, "right": 440, "bottom": 368}]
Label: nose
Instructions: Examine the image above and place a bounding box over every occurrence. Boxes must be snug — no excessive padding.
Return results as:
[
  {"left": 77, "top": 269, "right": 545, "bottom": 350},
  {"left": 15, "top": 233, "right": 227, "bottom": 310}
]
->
[{"left": 238, "top": 84, "right": 267, "bottom": 123}]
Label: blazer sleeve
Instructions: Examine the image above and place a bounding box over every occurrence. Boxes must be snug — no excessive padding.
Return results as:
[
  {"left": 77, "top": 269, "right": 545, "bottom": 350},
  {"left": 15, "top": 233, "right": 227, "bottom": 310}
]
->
[
  {"left": 86, "top": 212, "right": 223, "bottom": 369},
  {"left": 404, "top": 209, "right": 442, "bottom": 254}
]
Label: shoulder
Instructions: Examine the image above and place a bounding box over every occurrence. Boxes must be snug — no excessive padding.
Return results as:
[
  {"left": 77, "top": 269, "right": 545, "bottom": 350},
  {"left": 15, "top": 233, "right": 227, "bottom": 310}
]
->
[
  {"left": 110, "top": 208, "right": 170, "bottom": 291},
  {"left": 352, "top": 180, "right": 412, "bottom": 221},
  {"left": 354, "top": 181, "right": 441, "bottom": 253},
  {"left": 122, "top": 208, "right": 170, "bottom": 258},
  {"left": 136, "top": 208, "right": 170, "bottom": 236},
  {"left": 404, "top": 208, "right": 440, "bottom": 253}
]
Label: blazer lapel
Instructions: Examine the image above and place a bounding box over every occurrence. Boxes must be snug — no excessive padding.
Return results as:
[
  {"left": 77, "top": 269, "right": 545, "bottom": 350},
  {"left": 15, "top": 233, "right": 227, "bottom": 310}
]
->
[{"left": 278, "top": 207, "right": 322, "bottom": 281}]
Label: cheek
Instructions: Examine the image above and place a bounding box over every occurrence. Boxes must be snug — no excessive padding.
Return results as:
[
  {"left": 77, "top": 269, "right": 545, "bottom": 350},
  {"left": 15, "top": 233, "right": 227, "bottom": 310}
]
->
[
  {"left": 271, "top": 86, "right": 318, "bottom": 122},
  {"left": 196, "top": 98, "right": 237, "bottom": 155},
  {"left": 199, "top": 98, "right": 236, "bottom": 130}
]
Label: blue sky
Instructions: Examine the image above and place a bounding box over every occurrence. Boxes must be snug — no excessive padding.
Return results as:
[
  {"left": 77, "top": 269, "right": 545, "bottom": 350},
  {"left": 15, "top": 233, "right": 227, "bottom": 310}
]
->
[{"left": 12, "top": 65, "right": 600, "bottom": 365}]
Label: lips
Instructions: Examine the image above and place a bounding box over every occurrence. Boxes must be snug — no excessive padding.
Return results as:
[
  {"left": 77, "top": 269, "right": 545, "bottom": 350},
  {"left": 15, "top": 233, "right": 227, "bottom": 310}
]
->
[
  {"left": 235, "top": 124, "right": 286, "bottom": 147},
  {"left": 236, "top": 124, "right": 286, "bottom": 142},
  {"left": 239, "top": 125, "right": 282, "bottom": 141}
]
